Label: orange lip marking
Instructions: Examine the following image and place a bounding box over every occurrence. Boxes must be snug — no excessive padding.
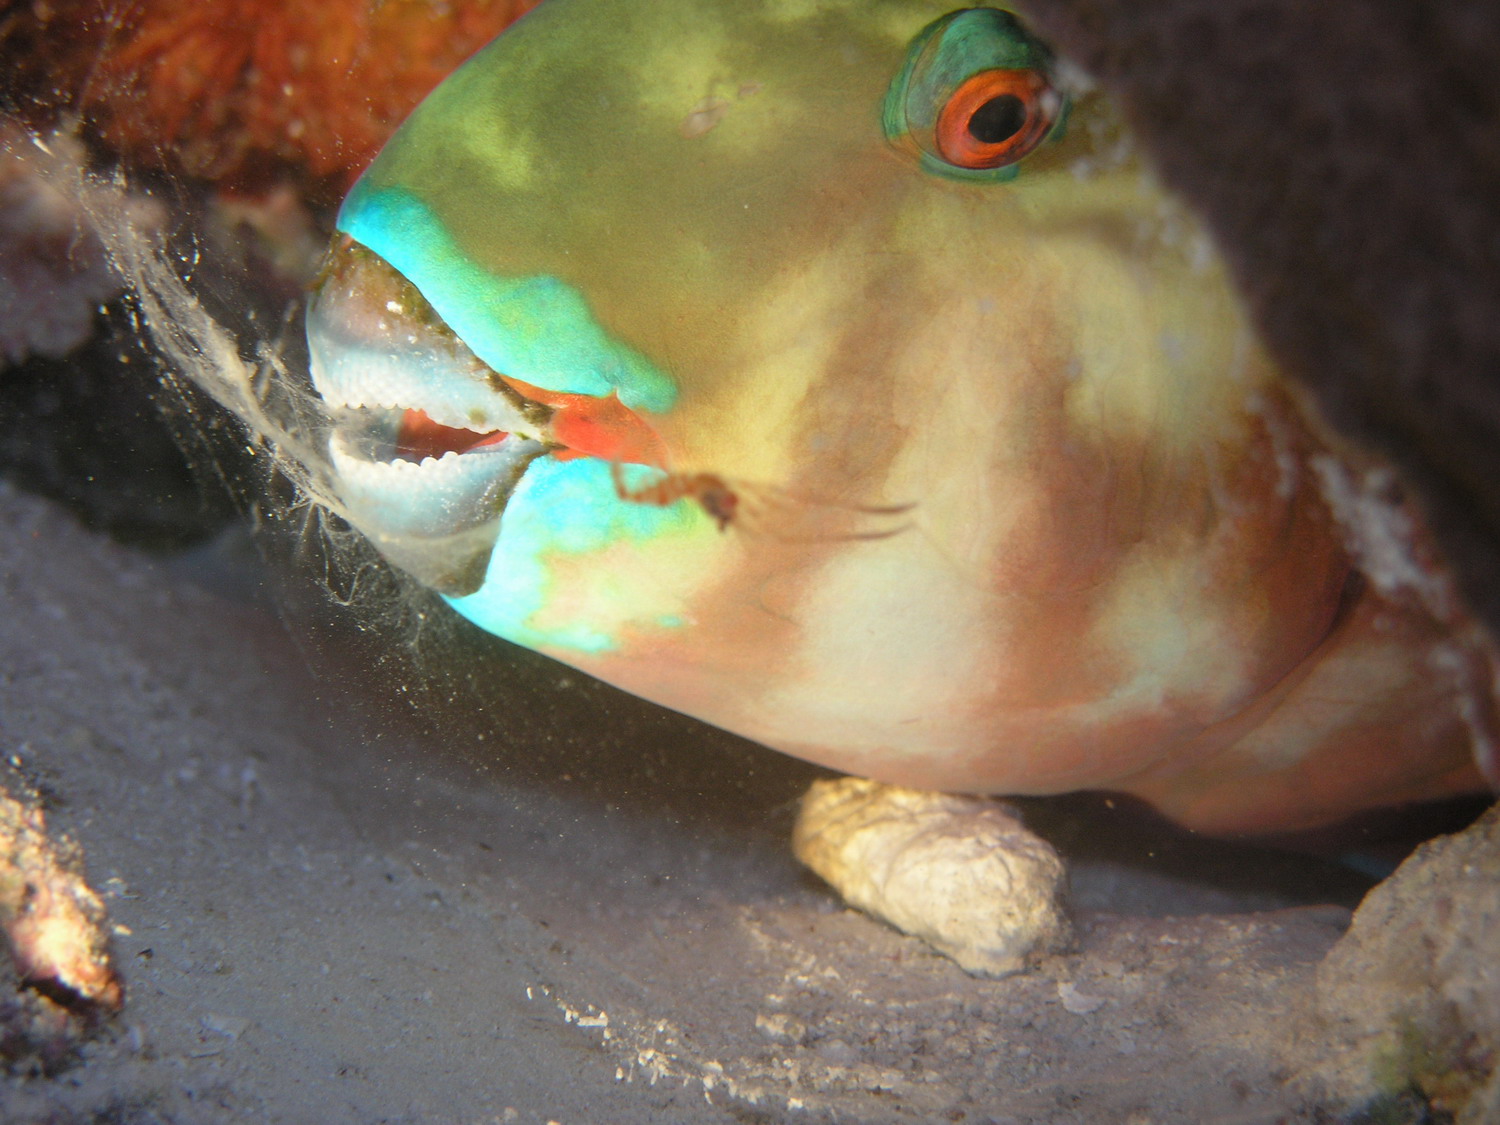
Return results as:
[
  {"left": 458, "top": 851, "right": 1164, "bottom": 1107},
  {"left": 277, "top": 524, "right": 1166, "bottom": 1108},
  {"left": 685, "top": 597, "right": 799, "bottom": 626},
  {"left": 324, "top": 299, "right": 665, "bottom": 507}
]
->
[{"left": 500, "top": 375, "right": 669, "bottom": 467}]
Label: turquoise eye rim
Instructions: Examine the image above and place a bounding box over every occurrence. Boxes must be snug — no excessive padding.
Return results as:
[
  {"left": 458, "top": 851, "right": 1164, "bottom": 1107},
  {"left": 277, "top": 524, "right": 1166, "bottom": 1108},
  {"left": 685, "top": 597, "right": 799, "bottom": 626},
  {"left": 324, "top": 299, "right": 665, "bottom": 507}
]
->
[{"left": 883, "top": 6, "right": 1069, "bottom": 183}]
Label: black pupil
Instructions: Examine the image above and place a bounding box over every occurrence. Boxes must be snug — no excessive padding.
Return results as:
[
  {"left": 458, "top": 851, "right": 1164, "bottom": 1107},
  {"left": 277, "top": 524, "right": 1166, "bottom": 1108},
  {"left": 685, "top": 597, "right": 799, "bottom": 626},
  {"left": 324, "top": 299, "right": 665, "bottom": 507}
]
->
[{"left": 968, "top": 93, "right": 1027, "bottom": 145}]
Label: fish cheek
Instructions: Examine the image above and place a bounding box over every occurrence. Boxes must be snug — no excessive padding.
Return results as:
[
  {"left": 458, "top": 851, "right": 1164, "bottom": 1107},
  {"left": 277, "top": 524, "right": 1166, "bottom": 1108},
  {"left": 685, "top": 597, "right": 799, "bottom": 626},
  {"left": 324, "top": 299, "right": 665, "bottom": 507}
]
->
[
  {"left": 829, "top": 234, "right": 1351, "bottom": 788},
  {"left": 520, "top": 526, "right": 831, "bottom": 737}
]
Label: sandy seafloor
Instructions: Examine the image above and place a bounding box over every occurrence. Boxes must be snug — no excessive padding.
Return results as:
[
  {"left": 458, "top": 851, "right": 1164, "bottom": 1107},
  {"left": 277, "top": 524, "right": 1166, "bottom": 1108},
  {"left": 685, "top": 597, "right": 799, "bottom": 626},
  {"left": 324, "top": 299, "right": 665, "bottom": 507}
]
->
[{"left": 0, "top": 477, "right": 1407, "bottom": 1124}]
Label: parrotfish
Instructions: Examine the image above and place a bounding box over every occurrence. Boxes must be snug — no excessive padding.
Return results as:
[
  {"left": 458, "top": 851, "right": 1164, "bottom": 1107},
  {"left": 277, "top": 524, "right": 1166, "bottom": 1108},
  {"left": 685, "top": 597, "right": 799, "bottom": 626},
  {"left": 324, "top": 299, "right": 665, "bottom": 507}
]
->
[{"left": 305, "top": 0, "right": 1488, "bottom": 835}]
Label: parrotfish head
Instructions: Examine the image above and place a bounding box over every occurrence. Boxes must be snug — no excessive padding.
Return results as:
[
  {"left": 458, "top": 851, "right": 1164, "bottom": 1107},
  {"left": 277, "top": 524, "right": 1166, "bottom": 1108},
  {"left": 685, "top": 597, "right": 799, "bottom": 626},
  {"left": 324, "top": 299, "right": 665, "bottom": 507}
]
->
[{"left": 305, "top": 1, "right": 1358, "bottom": 812}]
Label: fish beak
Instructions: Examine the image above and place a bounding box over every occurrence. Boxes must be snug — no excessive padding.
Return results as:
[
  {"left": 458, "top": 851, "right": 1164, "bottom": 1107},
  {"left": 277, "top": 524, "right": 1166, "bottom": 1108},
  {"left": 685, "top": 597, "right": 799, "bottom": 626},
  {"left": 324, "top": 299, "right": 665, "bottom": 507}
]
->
[
  {"left": 304, "top": 240, "right": 552, "bottom": 595},
  {"left": 304, "top": 239, "right": 673, "bottom": 595}
]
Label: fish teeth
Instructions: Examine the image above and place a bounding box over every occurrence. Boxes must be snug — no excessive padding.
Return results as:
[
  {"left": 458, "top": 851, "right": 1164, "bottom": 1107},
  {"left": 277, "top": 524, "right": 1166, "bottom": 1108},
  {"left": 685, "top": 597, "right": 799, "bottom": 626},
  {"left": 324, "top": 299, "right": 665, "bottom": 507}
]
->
[
  {"left": 307, "top": 293, "right": 545, "bottom": 440},
  {"left": 327, "top": 429, "right": 543, "bottom": 541}
]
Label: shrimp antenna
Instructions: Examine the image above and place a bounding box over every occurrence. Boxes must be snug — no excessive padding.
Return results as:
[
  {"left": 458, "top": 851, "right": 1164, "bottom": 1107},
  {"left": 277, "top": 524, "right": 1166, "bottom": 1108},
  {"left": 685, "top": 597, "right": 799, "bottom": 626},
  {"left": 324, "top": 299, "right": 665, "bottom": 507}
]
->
[{"left": 610, "top": 461, "right": 917, "bottom": 542}]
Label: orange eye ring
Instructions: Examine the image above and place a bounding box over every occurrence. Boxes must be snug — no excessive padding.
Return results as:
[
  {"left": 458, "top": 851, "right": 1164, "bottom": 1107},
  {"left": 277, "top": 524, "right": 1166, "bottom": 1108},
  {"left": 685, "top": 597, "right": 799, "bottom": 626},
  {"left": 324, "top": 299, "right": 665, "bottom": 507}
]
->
[{"left": 934, "top": 68, "right": 1057, "bottom": 171}]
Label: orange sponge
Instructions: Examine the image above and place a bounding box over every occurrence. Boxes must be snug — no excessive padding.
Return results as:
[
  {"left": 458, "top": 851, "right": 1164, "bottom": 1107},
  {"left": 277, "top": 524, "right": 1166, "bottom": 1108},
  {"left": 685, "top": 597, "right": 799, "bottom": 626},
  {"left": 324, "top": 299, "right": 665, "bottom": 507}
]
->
[{"left": 4, "top": 0, "right": 539, "bottom": 191}]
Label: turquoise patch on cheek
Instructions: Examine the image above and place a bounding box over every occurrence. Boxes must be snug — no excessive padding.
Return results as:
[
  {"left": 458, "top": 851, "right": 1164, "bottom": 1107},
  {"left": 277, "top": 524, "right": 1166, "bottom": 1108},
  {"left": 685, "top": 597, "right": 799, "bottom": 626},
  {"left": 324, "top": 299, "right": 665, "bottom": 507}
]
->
[
  {"left": 337, "top": 184, "right": 678, "bottom": 414},
  {"left": 443, "top": 458, "right": 702, "bottom": 654}
]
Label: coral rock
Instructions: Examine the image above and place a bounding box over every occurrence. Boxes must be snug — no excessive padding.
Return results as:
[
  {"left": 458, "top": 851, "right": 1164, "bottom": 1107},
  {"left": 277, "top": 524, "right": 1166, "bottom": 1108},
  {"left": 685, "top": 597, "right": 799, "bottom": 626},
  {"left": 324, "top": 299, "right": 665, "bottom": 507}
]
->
[
  {"left": 1309, "top": 803, "right": 1500, "bottom": 1123},
  {"left": 793, "top": 777, "right": 1072, "bottom": 977}
]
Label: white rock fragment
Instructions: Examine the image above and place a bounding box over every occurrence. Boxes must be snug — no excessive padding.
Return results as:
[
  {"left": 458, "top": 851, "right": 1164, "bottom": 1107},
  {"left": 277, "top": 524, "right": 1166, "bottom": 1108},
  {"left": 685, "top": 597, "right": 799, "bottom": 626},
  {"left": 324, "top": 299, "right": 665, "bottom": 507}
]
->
[
  {"left": 755, "top": 1011, "right": 806, "bottom": 1045},
  {"left": 1057, "top": 981, "right": 1107, "bottom": 1014},
  {"left": 200, "top": 1013, "right": 250, "bottom": 1040},
  {"left": 792, "top": 778, "right": 1072, "bottom": 977}
]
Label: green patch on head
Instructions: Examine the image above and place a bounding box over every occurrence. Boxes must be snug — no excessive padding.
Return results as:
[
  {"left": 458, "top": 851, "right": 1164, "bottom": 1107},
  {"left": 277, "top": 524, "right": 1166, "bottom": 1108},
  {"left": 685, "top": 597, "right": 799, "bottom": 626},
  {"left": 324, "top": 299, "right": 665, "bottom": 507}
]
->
[
  {"left": 444, "top": 458, "right": 707, "bottom": 654},
  {"left": 337, "top": 185, "right": 678, "bottom": 414}
]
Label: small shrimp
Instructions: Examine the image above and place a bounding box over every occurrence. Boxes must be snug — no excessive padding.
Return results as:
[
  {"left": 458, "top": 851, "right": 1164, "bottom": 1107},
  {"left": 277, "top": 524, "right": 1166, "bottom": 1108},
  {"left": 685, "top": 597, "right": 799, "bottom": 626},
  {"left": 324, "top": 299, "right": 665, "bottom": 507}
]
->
[
  {"left": 609, "top": 461, "right": 913, "bottom": 541},
  {"left": 610, "top": 462, "right": 739, "bottom": 529}
]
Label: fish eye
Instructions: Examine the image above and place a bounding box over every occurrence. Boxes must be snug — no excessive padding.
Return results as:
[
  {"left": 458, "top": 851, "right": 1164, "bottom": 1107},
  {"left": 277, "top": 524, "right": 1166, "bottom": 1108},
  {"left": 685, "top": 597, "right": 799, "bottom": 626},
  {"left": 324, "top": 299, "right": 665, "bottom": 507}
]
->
[
  {"left": 884, "top": 8, "right": 1066, "bottom": 182},
  {"left": 936, "top": 68, "right": 1057, "bottom": 169}
]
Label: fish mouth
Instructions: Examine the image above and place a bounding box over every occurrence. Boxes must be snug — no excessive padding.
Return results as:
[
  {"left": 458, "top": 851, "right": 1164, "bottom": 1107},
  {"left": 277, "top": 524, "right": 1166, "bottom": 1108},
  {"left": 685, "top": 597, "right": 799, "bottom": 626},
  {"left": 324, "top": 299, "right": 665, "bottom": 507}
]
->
[{"left": 306, "top": 240, "right": 658, "bottom": 595}]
